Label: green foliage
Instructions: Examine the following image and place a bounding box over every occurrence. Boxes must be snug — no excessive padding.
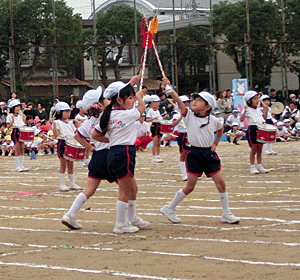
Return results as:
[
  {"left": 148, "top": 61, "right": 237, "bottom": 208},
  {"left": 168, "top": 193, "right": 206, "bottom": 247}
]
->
[
  {"left": 0, "top": 0, "right": 84, "bottom": 93},
  {"left": 213, "top": 0, "right": 282, "bottom": 90}
]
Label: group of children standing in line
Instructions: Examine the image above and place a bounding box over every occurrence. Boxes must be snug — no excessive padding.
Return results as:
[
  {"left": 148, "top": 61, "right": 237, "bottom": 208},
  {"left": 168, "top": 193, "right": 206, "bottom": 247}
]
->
[{"left": 8, "top": 75, "right": 288, "bottom": 234}]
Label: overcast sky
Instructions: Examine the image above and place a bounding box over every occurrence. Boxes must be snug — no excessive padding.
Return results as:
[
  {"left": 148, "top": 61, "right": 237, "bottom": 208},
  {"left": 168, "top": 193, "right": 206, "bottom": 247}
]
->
[{"left": 65, "top": 0, "right": 104, "bottom": 19}]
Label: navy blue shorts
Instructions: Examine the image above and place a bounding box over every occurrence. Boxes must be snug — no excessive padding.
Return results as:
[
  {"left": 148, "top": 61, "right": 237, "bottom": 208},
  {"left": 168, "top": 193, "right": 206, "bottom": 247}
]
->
[
  {"left": 107, "top": 145, "right": 136, "bottom": 180},
  {"left": 11, "top": 128, "right": 20, "bottom": 143},
  {"left": 246, "top": 125, "right": 263, "bottom": 147},
  {"left": 88, "top": 149, "right": 116, "bottom": 183},
  {"left": 150, "top": 122, "right": 162, "bottom": 137},
  {"left": 57, "top": 139, "right": 66, "bottom": 159},
  {"left": 187, "top": 146, "right": 221, "bottom": 177},
  {"left": 266, "top": 119, "right": 274, "bottom": 125},
  {"left": 177, "top": 132, "right": 190, "bottom": 153}
]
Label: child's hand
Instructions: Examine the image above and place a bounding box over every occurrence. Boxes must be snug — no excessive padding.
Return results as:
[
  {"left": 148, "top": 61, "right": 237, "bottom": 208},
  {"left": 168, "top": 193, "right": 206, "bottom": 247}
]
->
[
  {"left": 48, "top": 118, "right": 55, "bottom": 124},
  {"left": 244, "top": 105, "right": 248, "bottom": 111},
  {"left": 211, "top": 143, "right": 217, "bottom": 151},
  {"left": 130, "top": 75, "right": 141, "bottom": 86}
]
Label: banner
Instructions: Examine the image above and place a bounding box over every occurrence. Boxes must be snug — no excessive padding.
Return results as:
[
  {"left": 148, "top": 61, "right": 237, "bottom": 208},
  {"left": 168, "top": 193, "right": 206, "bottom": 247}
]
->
[{"left": 232, "top": 78, "right": 248, "bottom": 127}]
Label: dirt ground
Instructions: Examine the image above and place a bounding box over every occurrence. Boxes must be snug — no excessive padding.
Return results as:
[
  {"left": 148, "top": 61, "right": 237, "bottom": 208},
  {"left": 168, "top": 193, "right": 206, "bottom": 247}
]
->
[{"left": 0, "top": 140, "right": 300, "bottom": 280}]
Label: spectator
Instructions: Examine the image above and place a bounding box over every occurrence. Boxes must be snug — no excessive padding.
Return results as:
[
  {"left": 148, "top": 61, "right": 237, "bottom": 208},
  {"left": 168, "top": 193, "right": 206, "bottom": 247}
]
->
[
  {"left": 281, "top": 101, "right": 299, "bottom": 128},
  {"left": 70, "top": 103, "right": 78, "bottom": 119},
  {"left": 36, "top": 103, "right": 48, "bottom": 124},
  {"left": 226, "top": 122, "right": 245, "bottom": 145},
  {"left": 25, "top": 115, "right": 34, "bottom": 127},
  {"left": 269, "top": 88, "right": 285, "bottom": 106},
  {"left": 289, "top": 93, "right": 296, "bottom": 103},
  {"left": 224, "top": 109, "right": 243, "bottom": 132},
  {"left": 226, "top": 89, "right": 233, "bottom": 112},
  {"left": 23, "top": 102, "right": 37, "bottom": 118},
  {"left": 0, "top": 102, "right": 8, "bottom": 124},
  {"left": 49, "top": 98, "right": 60, "bottom": 119},
  {"left": 7, "top": 92, "right": 20, "bottom": 107},
  {"left": 158, "top": 84, "right": 174, "bottom": 119},
  {"left": 218, "top": 90, "right": 232, "bottom": 121},
  {"left": 295, "top": 92, "right": 300, "bottom": 110}
]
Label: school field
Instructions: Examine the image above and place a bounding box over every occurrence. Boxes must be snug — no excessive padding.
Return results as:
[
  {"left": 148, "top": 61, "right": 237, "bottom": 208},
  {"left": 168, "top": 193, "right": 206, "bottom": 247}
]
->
[{"left": 0, "top": 140, "right": 300, "bottom": 279}]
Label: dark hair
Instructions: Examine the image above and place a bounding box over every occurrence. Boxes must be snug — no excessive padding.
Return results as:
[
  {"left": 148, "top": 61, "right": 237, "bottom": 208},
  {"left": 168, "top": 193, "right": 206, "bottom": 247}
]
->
[
  {"left": 55, "top": 111, "right": 63, "bottom": 120},
  {"left": 27, "top": 102, "right": 34, "bottom": 107},
  {"left": 142, "top": 85, "right": 147, "bottom": 90},
  {"left": 38, "top": 102, "right": 45, "bottom": 109},
  {"left": 289, "top": 101, "right": 296, "bottom": 105},
  {"left": 26, "top": 115, "right": 33, "bottom": 121},
  {"left": 226, "top": 89, "right": 231, "bottom": 92},
  {"left": 11, "top": 105, "right": 20, "bottom": 114},
  {"left": 88, "top": 107, "right": 100, "bottom": 118},
  {"left": 100, "top": 83, "right": 135, "bottom": 136},
  {"left": 270, "top": 88, "right": 276, "bottom": 92}
]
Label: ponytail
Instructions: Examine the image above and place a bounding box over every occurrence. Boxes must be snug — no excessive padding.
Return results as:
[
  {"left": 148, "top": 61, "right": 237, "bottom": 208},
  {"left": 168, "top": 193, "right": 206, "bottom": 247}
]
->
[{"left": 100, "top": 101, "right": 113, "bottom": 136}]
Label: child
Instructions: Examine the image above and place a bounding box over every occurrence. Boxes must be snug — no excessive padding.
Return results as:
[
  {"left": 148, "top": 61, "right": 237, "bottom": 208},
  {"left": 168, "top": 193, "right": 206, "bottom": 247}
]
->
[
  {"left": 2, "top": 135, "right": 14, "bottom": 156},
  {"left": 292, "top": 122, "right": 300, "bottom": 139},
  {"left": 160, "top": 79, "right": 240, "bottom": 225},
  {"left": 172, "top": 95, "right": 191, "bottom": 181},
  {"left": 226, "top": 122, "right": 244, "bottom": 144},
  {"left": 6, "top": 100, "right": 28, "bottom": 171},
  {"left": 283, "top": 119, "right": 292, "bottom": 140},
  {"left": 146, "top": 95, "right": 169, "bottom": 163},
  {"left": 260, "top": 95, "right": 276, "bottom": 155},
  {"left": 276, "top": 121, "right": 287, "bottom": 141},
  {"left": 240, "top": 91, "right": 269, "bottom": 174},
  {"left": 62, "top": 88, "right": 114, "bottom": 230},
  {"left": 25, "top": 115, "right": 34, "bottom": 127},
  {"left": 51, "top": 102, "right": 82, "bottom": 192},
  {"left": 135, "top": 113, "right": 152, "bottom": 152},
  {"left": 94, "top": 78, "right": 150, "bottom": 234},
  {"left": 74, "top": 100, "right": 88, "bottom": 128},
  {"left": 47, "top": 130, "right": 58, "bottom": 154}
]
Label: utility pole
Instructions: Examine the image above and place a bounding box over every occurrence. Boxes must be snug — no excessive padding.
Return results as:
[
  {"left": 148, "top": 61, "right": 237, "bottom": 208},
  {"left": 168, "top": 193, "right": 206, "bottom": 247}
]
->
[
  {"left": 172, "top": 0, "right": 179, "bottom": 92},
  {"left": 51, "top": 0, "right": 59, "bottom": 99},
  {"left": 281, "top": 0, "right": 288, "bottom": 99},
  {"left": 9, "top": 0, "right": 16, "bottom": 93},
  {"left": 246, "top": 0, "right": 253, "bottom": 89},
  {"left": 209, "top": 0, "right": 216, "bottom": 95}
]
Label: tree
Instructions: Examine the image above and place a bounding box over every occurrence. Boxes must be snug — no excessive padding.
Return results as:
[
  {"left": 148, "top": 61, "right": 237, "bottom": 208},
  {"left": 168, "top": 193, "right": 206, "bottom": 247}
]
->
[
  {"left": 176, "top": 25, "right": 209, "bottom": 93},
  {"left": 285, "top": 0, "right": 300, "bottom": 90},
  {"left": 213, "top": 0, "right": 282, "bottom": 90},
  {"left": 0, "top": 0, "right": 84, "bottom": 93},
  {"left": 90, "top": 4, "right": 143, "bottom": 85}
]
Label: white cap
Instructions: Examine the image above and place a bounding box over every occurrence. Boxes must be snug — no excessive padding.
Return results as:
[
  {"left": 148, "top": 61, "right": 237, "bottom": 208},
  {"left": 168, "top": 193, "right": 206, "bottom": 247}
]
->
[
  {"left": 260, "top": 94, "right": 270, "bottom": 101},
  {"left": 244, "top": 90, "right": 258, "bottom": 102},
  {"left": 8, "top": 99, "right": 21, "bottom": 108},
  {"left": 232, "top": 122, "right": 239, "bottom": 127},
  {"left": 55, "top": 101, "right": 71, "bottom": 112},
  {"left": 277, "top": 121, "right": 284, "bottom": 126},
  {"left": 179, "top": 95, "right": 191, "bottom": 102},
  {"left": 232, "top": 109, "right": 239, "bottom": 114},
  {"left": 272, "top": 118, "right": 278, "bottom": 123},
  {"left": 214, "top": 110, "right": 220, "bottom": 115},
  {"left": 283, "top": 118, "right": 291, "bottom": 123},
  {"left": 149, "top": 95, "right": 160, "bottom": 102},
  {"left": 143, "top": 94, "right": 151, "bottom": 102},
  {"left": 76, "top": 100, "right": 83, "bottom": 109},
  {"left": 295, "top": 122, "right": 300, "bottom": 130},
  {"left": 81, "top": 87, "right": 103, "bottom": 110},
  {"left": 0, "top": 102, "right": 4, "bottom": 106},
  {"left": 195, "top": 91, "right": 216, "bottom": 110},
  {"left": 103, "top": 81, "right": 130, "bottom": 99}
]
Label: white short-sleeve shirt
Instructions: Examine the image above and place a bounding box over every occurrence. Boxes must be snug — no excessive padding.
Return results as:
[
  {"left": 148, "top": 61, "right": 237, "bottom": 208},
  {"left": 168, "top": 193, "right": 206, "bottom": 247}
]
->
[
  {"left": 75, "top": 113, "right": 88, "bottom": 125},
  {"left": 55, "top": 120, "right": 76, "bottom": 140},
  {"left": 135, "top": 121, "right": 150, "bottom": 138},
  {"left": 172, "top": 112, "right": 187, "bottom": 133},
  {"left": 183, "top": 108, "right": 223, "bottom": 148},
  {"left": 77, "top": 116, "right": 109, "bottom": 151},
  {"left": 243, "top": 107, "right": 265, "bottom": 126},
  {"left": 6, "top": 114, "right": 25, "bottom": 129},
  {"left": 146, "top": 108, "right": 162, "bottom": 123},
  {"left": 226, "top": 114, "right": 244, "bottom": 127},
  {"left": 95, "top": 107, "right": 141, "bottom": 146}
]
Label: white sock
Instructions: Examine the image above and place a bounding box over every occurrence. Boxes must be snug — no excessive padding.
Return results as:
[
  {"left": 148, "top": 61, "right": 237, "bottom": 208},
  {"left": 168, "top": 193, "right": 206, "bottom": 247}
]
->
[
  {"left": 219, "top": 192, "right": 230, "bottom": 214},
  {"left": 67, "top": 193, "right": 87, "bottom": 217},
  {"left": 68, "top": 174, "right": 75, "bottom": 187},
  {"left": 128, "top": 200, "right": 136, "bottom": 222},
  {"left": 179, "top": 161, "right": 186, "bottom": 176},
  {"left": 269, "top": 143, "right": 273, "bottom": 151},
  {"left": 168, "top": 189, "right": 186, "bottom": 210},
  {"left": 257, "top": 164, "right": 262, "bottom": 169},
  {"left": 19, "top": 156, "right": 24, "bottom": 167},
  {"left": 250, "top": 164, "right": 256, "bottom": 169},
  {"left": 116, "top": 200, "right": 128, "bottom": 225},
  {"left": 14, "top": 156, "right": 19, "bottom": 168},
  {"left": 59, "top": 173, "right": 65, "bottom": 186}
]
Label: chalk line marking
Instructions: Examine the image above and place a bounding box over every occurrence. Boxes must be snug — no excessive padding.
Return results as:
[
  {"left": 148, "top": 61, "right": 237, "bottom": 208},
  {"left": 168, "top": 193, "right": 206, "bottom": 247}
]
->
[{"left": 0, "top": 261, "right": 191, "bottom": 279}]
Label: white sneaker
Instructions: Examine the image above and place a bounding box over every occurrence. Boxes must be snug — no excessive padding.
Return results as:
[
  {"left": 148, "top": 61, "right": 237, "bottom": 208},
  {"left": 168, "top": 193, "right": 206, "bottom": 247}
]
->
[
  {"left": 62, "top": 214, "right": 82, "bottom": 230},
  {"left": 19, "top": 166, "right": 29, "bottom": 172},
  {"left": 156, "top": 155, "right": 163, "bottom": 163},
  {"left": 221, "top": 212, "right": 240, "bottom": 224},
  {"left": 69, "top": 184, "right": 83, "bottom": 191},
  {"left": 250, "top": 167, "right": 259, "bottom": 174},
  {"left": 182, "top": 174, "right": 188, "bottom": 181},
  {"left": 16, "top": 167, "right": 22, "bottom": 172},
  {"left": 160, "top": 205, "right": 181, "bottom": 223},
  {"left": 60, "top": 185, "right": 70, "bottom": 192},
  {"left": 257, "top": 166, "right": 269, "bottom": 173},
  {"left": 270, "top": 150, "right": 277, "bottom": 155},
  {"left": 130, "top": 216, "right": 150, "bottom": 229},
  {"left": 8, "top": 151, "right": 13, "bottom": 157},
  {"left": 113, "top": 221, "right": 139, "bottom": 234},
  {"left": 80, "top": 162, "right": 87, "bottom": 167},
  {"left": 152, "top": 156, "right": 163, "bottom": 163},
  {"left": 264, "top": 150, "right": 272, "bottom": 155}
]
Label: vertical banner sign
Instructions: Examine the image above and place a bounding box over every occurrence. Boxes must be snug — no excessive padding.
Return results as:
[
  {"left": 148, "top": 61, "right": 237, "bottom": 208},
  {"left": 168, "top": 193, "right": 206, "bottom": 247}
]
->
[{"left": 232, "top": 78, "right": 248, "bottom": 127}]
